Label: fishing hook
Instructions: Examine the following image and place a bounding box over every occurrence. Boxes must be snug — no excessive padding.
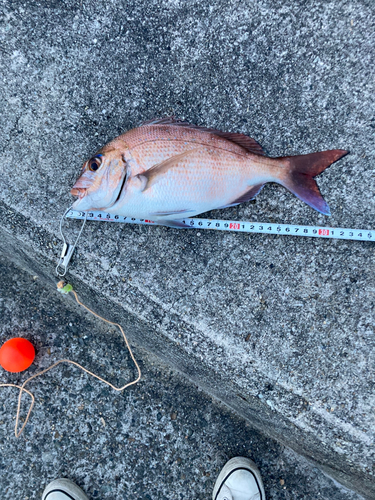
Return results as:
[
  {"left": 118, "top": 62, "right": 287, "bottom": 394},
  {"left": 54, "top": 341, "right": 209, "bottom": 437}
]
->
[{"left": 56, "top": 206, "right": 88, "bottom": 277}]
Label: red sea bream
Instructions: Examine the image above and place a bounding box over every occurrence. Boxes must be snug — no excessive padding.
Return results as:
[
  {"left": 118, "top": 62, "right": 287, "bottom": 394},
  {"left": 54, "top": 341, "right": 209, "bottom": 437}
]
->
[{"left": 71, "top": 118, "right": 347, "bottom": 226}]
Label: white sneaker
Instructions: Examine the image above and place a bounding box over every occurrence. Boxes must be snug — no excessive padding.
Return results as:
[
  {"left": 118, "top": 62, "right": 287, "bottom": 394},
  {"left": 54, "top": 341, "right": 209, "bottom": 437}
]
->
[
  {"left": 42, "top": 478, "right": 90, "bottom": 500},
  {"left": 213, "top": 457, "right": 266, "bottom": 500}
]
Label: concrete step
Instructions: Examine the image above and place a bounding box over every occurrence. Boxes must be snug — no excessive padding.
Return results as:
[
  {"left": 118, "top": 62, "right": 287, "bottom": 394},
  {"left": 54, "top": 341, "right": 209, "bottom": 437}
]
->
[
  {"left": 0, "top": 255, "right": 365, "bottom": 500},
  {"left": 0, "top": 199, "right": 374, "bottom": 499}
]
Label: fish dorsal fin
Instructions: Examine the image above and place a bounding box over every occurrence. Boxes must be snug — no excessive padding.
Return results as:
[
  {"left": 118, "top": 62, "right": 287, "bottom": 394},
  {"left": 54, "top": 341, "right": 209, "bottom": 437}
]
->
[
  {"left": 137, "top": 150, "right": 195, "bottom": 191},
  {"left": 140, "top": 117, "right": 266, "bottom": 156},
  {"left": 140, "top": 117, "right": 181, "bottom": 126}
]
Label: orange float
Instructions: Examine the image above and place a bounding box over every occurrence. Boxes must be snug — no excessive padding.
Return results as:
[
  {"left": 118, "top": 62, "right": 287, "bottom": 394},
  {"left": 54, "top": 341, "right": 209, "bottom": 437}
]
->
[{"left": 0, "top": 338, "right": 35, "bottom": 373}]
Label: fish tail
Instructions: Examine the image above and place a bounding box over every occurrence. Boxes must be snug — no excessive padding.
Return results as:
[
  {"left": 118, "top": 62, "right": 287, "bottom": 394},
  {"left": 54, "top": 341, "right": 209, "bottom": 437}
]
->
[{"left": 277, "top": 149, "right": 348, "bottom": 215}]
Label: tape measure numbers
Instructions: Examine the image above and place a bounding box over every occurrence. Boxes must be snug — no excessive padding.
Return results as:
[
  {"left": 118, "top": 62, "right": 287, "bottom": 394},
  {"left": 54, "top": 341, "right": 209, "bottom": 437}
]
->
[{"left": 66, "top": 210, "right": 374, "bottom": 242}]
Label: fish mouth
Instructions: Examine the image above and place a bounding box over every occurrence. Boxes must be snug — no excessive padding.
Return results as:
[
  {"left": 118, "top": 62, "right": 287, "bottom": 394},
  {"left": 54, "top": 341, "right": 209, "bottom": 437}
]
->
[{"left": 70, "top": 187, "right": 87, "bottom": 199}]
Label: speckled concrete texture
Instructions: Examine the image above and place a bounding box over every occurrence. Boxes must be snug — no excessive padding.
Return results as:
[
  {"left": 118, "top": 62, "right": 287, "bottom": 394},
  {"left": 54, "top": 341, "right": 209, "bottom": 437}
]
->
[
  {"left": 0, "top": 0, "right": 374, "bottom": 498},
  {"left": 0, "top": 256, "right": 365, "bottom": 500}
]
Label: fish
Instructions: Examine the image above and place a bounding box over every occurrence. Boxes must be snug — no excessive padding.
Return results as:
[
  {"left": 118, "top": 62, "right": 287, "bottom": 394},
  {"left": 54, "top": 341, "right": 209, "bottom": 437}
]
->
[{"left": 71, "top": 117, "right": 348, "bottom": 227}]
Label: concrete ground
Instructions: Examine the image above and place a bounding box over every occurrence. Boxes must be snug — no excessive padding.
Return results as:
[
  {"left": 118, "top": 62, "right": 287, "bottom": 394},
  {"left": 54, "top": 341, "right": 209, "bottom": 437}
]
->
[
  {"left": 0, "top": 1, "right": 374, "bottom": 498},
  {"left": 0, "top": 255, "right": 363, "bottom": 500}
]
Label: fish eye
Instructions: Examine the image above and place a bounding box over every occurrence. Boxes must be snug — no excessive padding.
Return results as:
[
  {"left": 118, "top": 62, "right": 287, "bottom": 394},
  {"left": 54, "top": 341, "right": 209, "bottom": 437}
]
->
[{"left": 88, "top": 156, "right": 102, "bottom": 172}]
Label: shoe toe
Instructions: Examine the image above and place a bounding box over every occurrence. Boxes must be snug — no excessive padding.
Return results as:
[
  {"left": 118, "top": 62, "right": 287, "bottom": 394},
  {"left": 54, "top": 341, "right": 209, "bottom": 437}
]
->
[
  {"left": 216, "top": 484, "right": 234, "bottom": 500},
  {"left": 42, "top": 478, "right": 89, "bottom": 500},
  {"left": 225, "top": 469, "right": 262, "bottom": 500}
]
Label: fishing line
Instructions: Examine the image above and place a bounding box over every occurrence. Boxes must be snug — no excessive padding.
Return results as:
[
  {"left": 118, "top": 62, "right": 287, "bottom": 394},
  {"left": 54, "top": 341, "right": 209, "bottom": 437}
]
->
[
  {"left": 0, "top": 281, "right": 141, "bottom": 437},
  {"left": 0, "top": 210, "right": 141, "bottom": 437}
]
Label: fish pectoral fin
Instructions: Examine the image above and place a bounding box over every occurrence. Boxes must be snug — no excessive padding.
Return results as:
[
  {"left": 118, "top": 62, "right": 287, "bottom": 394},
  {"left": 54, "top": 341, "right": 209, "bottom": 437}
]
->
[
  {"left": 136, "top": 150, "right": 196, "bottom": 192},
  {"left": 131, "top": 173, "right": 148, "bottom": 191}
]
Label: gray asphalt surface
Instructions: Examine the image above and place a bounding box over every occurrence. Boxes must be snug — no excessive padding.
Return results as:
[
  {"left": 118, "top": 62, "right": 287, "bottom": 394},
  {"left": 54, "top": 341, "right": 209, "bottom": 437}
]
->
[
  {"left": 0, "top": 1, "right": 374, "bottom": 498},
  {"left": 0, "top": 256, "right": 363, "bottom": 500}
]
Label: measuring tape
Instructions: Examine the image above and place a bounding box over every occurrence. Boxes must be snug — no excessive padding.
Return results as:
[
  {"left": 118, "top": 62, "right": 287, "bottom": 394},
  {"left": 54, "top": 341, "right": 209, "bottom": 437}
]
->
[{"left": 66, "top": 210, "right": 374, "bottom": 242}]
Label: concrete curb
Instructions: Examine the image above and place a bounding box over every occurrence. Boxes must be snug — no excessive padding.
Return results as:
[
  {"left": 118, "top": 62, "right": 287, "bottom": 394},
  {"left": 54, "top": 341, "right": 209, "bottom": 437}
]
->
[{"left": 0, "top": 200, "right": 373, "bottom": 499}]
